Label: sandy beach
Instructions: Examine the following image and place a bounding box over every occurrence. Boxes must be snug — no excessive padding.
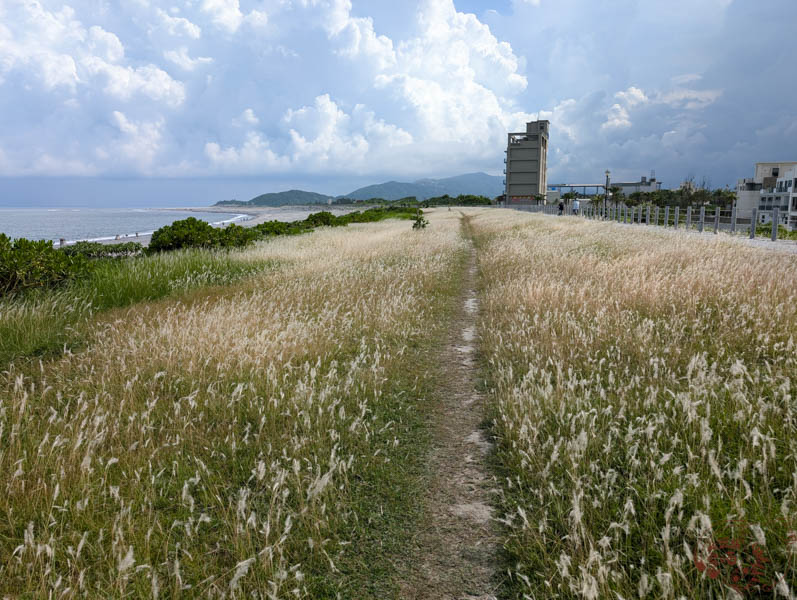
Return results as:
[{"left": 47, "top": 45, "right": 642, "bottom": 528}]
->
[
  {"left": 169, "top": 204, "right": 363, "bottom": 226},
  {"left": 90, "top": 205, "right": 363, "bottom": 247}
]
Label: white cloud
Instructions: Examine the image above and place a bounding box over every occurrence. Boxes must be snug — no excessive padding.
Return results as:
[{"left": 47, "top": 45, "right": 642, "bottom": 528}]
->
[
  {"left": 0, "top": 0, "right": 793, "bottom": 186},
  {"left": 603, "top": 103, "right": 631, "bottom": 130},
  {"left": 81, "top": 57, "right": 185, "bottom": 106},
  {"left": 615, "top": 86, "right": 648, "bottom": 108},
  {"left": 164, "top": 47, "right": 213, "bottom": 71},
  {"left": 156, "top": 9, "right": 202, "bottom": 39},
  {"left": 205, "top": 132, "right": 289, "bottom": 172},
  {"left": 88, "top": 26, "right": 124, "bottom": 63},
  {"left": 658, "top": 88, "right": 723, "bottom": 110},
  {"left": 284, "top": 94, "right": 412, "bottom": 170},
  {"left": 233, "top": 108, "right": 259, "bottom": 126},
  {"left": 111, "top": 111, "right": 164, "bottom": 169},
  {"left": 671, "top": 73, "right": 702, "bottom": 85},
  {"left": 201, "top": 0, "right": 268, "bottom": 33}
]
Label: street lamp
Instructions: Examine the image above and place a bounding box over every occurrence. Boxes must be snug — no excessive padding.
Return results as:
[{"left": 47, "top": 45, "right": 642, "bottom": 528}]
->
[{"left": 604, "top": 170, "right": 610, "bottom": 219}]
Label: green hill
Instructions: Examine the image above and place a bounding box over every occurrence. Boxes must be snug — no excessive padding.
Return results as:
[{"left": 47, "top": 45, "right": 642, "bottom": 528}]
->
[
  {"left": 345, "top": 172, "right": 503, "bottom": 201},
  {"left": 215, "top": 189, "right": 333, "bottom": 207}
]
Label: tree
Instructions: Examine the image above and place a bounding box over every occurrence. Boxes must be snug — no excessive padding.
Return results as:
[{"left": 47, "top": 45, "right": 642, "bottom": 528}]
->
[
  {"left": 627, "top": 191, "right": 643, "bottom": 207},
  {"left": 712, "top": 188, "right": 736, "bottom": 209},
  {"left": 609, "top": 186, "right": 625, "bottom": 210}
]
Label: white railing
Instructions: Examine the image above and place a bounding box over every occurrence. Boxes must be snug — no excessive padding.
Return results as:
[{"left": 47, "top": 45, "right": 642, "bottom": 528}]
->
[{"left": 508, "top": 203, "right": 789, "bottom": 242}]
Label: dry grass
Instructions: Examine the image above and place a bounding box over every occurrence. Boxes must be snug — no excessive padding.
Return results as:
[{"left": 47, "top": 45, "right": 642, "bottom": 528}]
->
[
  {"left": 0, "top": 211, "right": 466, "bottom": 598},
  {"left": 473, "top": 211, "right": 797, "bottom": 599}
]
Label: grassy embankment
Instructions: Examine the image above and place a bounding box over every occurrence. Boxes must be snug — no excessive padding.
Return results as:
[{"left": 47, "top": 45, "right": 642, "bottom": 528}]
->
[
  {"left": 471, "top": 211, "right": 797, "bottom": 598},
  {"left": 0, "top": 250, "right": 269, "bottom": 365},
  {"left": 0, "top": 211, "right": 467, "bottom": 598},
  {"left": 0, "top": 207, "right": 417, "bottom": 366}
]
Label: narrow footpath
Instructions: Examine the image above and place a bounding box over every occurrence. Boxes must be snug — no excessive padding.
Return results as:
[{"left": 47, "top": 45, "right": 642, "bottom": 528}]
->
[{"left": 400, "top": 215, "right": 499, "bottom": 600}]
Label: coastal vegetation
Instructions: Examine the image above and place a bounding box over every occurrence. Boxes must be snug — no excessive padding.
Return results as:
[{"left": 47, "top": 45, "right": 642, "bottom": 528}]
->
[
  {"left": 61, "top": 241, "right": 145, "bottom": 259},
  {"left": 3, "top": 207, "right": 795, "bottom": 598},
  {"left": 150, "top": 207, "right": 416, "bottom": 252},
  {"left": 473, "top": 212, "right": 797, "bottom": 598},
  {"left": 0, "top": 234, "right": 91, "bottom": 296},
  {"left": 0, "top": 212, "right": 465, "bottom": 598},
  {"left": 0, "top": 208, "right": 415, "bottom": 363}
]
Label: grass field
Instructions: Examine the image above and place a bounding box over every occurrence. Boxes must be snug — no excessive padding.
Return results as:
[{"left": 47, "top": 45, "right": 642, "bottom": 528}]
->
[
  {"left": 0, "top": 212, "right": 466, "bottom": 598},
  {"left": 0, "top": 249, "right": 270, "bottom": 365},
  {"left": 473, "top": 211, "right": 797, "bottom": 599},
  {"left": 2, "top": 208, "right": 795, "bottom": 598}
]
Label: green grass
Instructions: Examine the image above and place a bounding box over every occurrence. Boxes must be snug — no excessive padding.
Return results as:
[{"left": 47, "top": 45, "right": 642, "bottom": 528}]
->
[
  {"left": 0, "top": 248, "right": 271, "bottom": 366},
  {"left": 332, "top": 249, "right": 468, "bottom": 599},
  {"left": 472, "top": 212, "right": 797, "bottom": 599},
  {"left": 0, "top": 214, "right": 468, "bottom": 597}
]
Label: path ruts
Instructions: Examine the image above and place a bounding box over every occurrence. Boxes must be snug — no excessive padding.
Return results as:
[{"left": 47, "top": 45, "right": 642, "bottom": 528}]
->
[{"left": 399, "top": 214, "right": 499, "bottom": 600}]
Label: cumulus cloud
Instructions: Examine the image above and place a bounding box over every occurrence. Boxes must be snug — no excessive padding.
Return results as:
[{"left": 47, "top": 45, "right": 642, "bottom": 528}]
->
[
  {"left": 201, "top": 0, "right": 267, "bottom": 33},
  {"left": 233, "top": 108, "right": 259, "bottom": 126},
  {"left": 164, "top": 47, "right": 213, "bottom": 71},
  {"left": 109, "top": 111, "right": 165, "bottom": 169},
  {"left": 156, "top": 9, "right": 202, "bottom": 39},
  {"left": 0, "top": 1, "right": 184, "bottom": 105},
  {"left": 82, "top": 58, "right": 186, "bottom": 106},
  {"left": 0, "top": 0, "right": 795, "bottom": 187}
]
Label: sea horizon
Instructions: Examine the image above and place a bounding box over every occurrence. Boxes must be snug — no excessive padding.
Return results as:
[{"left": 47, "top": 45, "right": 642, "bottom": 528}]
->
[{"left": 0, "top": 206, "right": 249, "bottom": 244}]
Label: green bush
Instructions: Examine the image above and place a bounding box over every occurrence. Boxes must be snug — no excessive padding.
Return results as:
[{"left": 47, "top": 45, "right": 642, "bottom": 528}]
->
[
  {"left": 149, "top": 218, "right": 258, "bottom": 252},
  {"left": 412, "top": 212, "right": 429, "bottom": 230},
  {"left": 0, "top": 234, "right": 92, "bottom": 296},
  {"left": 149, "top": 217, "right": 219, "bottom": 252},
  {"left": 755, "top": 224, "right": 797, "bottom": 240},
  {"left": 216, "top": 223, "right": 260, "bottom": 247},
  {"left": 61, "top": 241, "right": 144, "bottom": 259}
]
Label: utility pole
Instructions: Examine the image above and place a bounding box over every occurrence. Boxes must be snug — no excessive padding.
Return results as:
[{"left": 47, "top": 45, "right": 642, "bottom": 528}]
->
[{"left": 604, "top": 170, "right": 610, "bottom": 219}]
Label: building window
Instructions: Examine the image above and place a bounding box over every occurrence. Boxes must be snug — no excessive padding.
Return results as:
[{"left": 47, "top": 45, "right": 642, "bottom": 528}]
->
[{"left": 773, "top": 168, "right": 780, "bottom": 176}]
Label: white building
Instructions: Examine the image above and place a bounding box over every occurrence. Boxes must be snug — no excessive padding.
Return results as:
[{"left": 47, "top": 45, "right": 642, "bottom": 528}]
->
[
  {"left": 736, "top": 161, "right": 797, "bottom": 218},
  {"left": 756, "top": 164, "right": 797, "bottom": 229},
  {"left": 546, "top": 174, "right": 661, "bottom": 204}
]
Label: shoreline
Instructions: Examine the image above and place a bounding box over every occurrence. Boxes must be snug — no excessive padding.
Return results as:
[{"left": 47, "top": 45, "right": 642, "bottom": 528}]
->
[
  {"left": 69, "top": 205, "right": 366, "bottom": 247},
  {"left": 61, "top": 211, "right": 250, "bottom": 247}
]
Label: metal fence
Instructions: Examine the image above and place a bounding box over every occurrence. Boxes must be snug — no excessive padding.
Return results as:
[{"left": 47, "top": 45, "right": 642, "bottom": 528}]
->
[{"left": 512, "top": 203, "right": 785, "bottom": 242}]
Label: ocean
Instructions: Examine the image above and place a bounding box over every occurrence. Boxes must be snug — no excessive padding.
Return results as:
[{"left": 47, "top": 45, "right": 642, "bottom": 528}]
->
[
  {"left": 0, "top": 207, "right": 247, "bottom": 244},
  {"left": 0, "top": 177, "right": 354, "bottom": 244}
]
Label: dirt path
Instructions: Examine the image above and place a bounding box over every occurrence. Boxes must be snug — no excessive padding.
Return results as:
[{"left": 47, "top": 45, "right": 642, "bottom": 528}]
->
[{"left": 399, "top": 214, "right": 499, "bottom": 599}]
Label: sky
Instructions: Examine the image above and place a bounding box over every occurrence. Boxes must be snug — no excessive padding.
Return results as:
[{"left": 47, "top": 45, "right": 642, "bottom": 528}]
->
[{"left": 1, "top": 0, "right": 795, "bottom": 201}]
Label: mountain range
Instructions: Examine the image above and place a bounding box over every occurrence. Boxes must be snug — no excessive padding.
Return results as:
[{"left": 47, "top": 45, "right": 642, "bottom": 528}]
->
[{"left": 213, "top": 172, "right": 504, "bottom": 207}]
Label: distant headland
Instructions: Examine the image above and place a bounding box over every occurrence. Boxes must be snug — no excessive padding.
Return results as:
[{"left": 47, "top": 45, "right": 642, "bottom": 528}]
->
[{"left": 213, "top": 172, "right": 504, "bottom": 207}]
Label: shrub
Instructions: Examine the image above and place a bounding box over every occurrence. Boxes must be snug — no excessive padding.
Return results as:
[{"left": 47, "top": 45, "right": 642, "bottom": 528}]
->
[
  {"left": 149, "top": 218, "right": 258, "bottom": 252},
  {"left": 0, "top": 234, "right": 91, "bottom": 296},
  {"left": 755, "top": 224, "right": 797, "bottom": 240},
  {"left": 215, "top": 223, "right": 259, "bottom": 247},
  {"left": 61, "top": 241, "right": 144, "bottom": 259},
  {"left": 149, "top": 217, "right": 218, "bottom": 252},
  {"left": 412, "top": 212, "right": 429, "bottom": 230},
  {"left": 304, "top": 211, "right": 337, "bottom": 227}
]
